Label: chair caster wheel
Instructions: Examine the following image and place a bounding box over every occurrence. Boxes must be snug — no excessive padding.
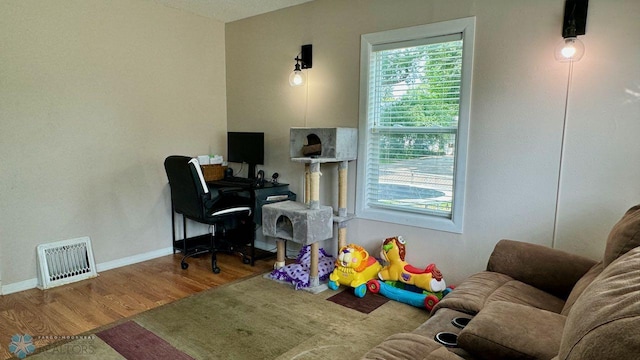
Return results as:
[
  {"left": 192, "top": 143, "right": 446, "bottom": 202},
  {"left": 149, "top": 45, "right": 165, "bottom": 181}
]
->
[
  {"left": 213, "top": 266, "right": 221, "bottom": 274},
  {"left": 242, "top": 257, "right": 251, "bottom": 265},
  {"left": 181, "top": 262, "right": 188, "bottom": 270}
]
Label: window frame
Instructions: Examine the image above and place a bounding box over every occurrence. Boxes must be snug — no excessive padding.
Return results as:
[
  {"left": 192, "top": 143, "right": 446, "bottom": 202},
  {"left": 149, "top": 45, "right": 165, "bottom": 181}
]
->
[{"left": 356, "top": 17, "right": 475, "bottom": 233}]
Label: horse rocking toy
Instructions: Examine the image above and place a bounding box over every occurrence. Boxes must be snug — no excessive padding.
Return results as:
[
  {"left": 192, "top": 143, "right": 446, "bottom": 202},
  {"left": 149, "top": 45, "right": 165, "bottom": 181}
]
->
[{"left": 367, "top": 236, "right": 452, "bottom": 310}]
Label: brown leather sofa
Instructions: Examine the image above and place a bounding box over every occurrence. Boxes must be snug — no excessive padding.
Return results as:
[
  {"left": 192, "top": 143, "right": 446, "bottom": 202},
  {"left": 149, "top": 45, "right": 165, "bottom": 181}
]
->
[{"left": 362, "top": 205, "right": 640, "bottom": 360}]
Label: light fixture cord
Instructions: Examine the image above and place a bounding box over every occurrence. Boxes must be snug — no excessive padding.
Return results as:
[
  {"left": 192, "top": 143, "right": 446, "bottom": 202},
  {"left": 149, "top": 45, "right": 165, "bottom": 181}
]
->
[{"left": 552, "top": 61, "right": 574, "bottom": 249}]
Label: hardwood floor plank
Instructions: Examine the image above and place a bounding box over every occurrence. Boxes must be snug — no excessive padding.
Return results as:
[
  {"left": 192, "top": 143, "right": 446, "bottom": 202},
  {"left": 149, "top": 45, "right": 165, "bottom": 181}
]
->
[{"left": 0, "top": 252, "right": 275, "bottom": 360}]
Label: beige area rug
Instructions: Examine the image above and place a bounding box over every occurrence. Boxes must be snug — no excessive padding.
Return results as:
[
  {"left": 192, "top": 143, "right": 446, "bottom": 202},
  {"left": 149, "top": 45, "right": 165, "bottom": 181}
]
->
[{"left": 28, "top": 274, "right": 430, "bottom": 359}]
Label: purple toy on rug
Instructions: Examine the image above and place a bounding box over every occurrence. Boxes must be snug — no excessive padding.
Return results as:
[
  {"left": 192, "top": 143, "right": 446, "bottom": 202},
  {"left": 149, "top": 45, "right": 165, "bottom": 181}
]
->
[{"left": 269, "top": 245, "right": 335, "bottom": 289}]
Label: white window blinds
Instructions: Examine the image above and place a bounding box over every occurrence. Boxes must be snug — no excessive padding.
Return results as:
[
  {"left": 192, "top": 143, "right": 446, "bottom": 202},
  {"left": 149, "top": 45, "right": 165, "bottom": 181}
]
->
[{"left": 365, "top": 33, "right": 464, "bottom": 219}]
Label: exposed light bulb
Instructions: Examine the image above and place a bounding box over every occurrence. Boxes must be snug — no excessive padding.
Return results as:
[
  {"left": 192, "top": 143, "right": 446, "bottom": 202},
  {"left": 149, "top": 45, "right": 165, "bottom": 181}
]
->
[
  {"left": 561, "top": 43, "right": 577, "bottom": 58},
  {"left": 555, "top": 37, "right": 585, "bottom": 62},
  {"left": 289, "top": 69, "right": 306, "bottom": 86}
]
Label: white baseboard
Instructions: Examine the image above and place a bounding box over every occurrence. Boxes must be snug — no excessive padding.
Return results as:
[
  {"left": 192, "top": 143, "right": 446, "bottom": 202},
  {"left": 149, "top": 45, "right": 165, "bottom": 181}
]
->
[
  {"left": 96, "top": 247, "right": 174, "bottom": 272},
  {"left": 2, "top": 278, "right": 38, "bottom": 296},
  {"left": 1, "top": 247, "right": 174, "bottom": 296}
]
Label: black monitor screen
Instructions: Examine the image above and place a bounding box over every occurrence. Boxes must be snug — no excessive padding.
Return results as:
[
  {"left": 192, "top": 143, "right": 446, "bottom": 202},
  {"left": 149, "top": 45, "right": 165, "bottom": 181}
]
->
[{"left": 227, "top": 132, "right": 264, "bottom": 178}]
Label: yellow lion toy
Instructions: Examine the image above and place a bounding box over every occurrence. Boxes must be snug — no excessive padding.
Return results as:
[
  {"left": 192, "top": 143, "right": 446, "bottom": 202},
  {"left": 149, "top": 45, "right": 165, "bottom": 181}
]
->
[
  {"left": 378, "top": 236, "right": 447, "bottom": 293},
  {"left": 328, "top": 244, "right": 382, "bottom": 297}
]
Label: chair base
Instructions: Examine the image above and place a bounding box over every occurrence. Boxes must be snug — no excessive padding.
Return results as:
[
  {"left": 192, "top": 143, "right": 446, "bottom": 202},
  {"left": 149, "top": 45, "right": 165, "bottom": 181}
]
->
[
  {"left": 179, "top": 243, "right": 221, "bottom": 273},
  {"left": 172, "top": 209, "right": 256, "bottom": 273},
  {"left": 174, "top": 233, "right": 253, "bottom": 273}
]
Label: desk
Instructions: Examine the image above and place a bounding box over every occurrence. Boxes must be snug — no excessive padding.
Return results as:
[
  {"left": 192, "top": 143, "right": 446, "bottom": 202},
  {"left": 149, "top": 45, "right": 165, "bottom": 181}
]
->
[
  {"left": 207, "top": 181, "right": 294, "bottom": 224},
  {"left": 206, "top": 180, "right": 295, "bottom": 264}
]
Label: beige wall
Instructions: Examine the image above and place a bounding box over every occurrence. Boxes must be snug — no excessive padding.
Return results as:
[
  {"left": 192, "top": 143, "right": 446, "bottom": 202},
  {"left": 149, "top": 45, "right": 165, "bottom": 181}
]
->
[
  {"left": 0, "top": 0, "right": 227, "bottom": 288},
  {"left": 1, "top": 0, "right": 637, "bottom": 291},
  {"left": 226, "top": 0, "right": 640, "bottom": 284}
]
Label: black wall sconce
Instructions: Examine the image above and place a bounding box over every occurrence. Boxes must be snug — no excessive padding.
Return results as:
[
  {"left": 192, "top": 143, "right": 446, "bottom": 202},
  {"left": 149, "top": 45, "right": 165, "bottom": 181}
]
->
[
  {"left": 555, "top": 0, "right": 588, "bottom": 62},
  {"left": 289, "top": 44, "right": 313, "bottom": 86}
]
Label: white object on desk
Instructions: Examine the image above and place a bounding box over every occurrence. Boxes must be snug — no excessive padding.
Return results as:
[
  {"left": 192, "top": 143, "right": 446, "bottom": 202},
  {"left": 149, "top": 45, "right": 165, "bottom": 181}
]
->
[
  {"left": 266, "top": 194, "right": 289, "bottom": 201},
  {"left": 197, "top": 155, "right": 210, "bottom": 165},
  {"left": 209, "top": 155, "right": 224, "bottom": 165}
]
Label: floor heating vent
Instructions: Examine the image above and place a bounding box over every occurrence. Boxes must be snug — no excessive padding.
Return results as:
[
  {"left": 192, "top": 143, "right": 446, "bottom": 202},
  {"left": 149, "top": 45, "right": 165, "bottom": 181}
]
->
[{"left": 37, "top": 236, "right": 98, "bottom": 289}]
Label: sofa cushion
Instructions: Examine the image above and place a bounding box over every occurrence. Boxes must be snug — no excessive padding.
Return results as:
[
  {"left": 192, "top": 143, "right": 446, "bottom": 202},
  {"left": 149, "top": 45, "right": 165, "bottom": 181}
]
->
[
  {"left": 361, "top": 333, "right": 464, "bottom": 360},
  {"left": 560, "top": 261, "right": 603, "bottom": 316},
  {"left": 558, "top": 246, "right": 640, "bottom": 360},
  {"left": 485, "top": 280, "right": 565, "bottom": 314},
  {"left": 458, "top": 301, "right": 566, "bottom": 360},
  {"left": 432, "top": 271, "right": 513, "bottom": 315},
  {"left": 603, "top": 204, "right": 640, "bottom": 267}
]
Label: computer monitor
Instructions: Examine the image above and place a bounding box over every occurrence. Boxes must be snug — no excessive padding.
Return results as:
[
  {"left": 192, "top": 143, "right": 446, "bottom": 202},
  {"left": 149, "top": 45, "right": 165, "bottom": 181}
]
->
[{"left": 227, "top": 132, "right": 264, "bottom": 179}]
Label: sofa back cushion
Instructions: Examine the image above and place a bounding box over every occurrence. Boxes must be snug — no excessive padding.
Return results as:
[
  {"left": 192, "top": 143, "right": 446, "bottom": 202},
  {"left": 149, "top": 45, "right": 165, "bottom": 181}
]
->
[
  {"left": 486, "top": 239, "right": 596, "bottom": 299},
  {"left": 603, "top": 204, "right": 640, "bottom": 267},
  {"left": 558, "top": 246, "right": 640, "bottom": 359},
  {"left": 560, "top": 261, "right": 603, "bottom": 316}
]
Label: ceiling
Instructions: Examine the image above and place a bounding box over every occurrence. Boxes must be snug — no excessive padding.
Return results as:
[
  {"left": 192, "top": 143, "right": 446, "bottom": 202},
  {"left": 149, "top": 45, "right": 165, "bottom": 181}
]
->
[{"left": 151, "top": 0, "right": 314, "bottom": 23}]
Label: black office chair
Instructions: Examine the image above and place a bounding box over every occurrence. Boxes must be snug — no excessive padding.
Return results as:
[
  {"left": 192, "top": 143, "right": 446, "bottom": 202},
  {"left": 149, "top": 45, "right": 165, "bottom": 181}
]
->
[{"left": 164, "top": 155, "right": 254, "bottom": 273}]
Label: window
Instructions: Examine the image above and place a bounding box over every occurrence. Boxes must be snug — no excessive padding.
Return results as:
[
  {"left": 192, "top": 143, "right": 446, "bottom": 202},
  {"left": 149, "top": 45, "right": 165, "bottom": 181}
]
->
[{"left": 356, "top": 17, "right": 475, "bottom": 233}]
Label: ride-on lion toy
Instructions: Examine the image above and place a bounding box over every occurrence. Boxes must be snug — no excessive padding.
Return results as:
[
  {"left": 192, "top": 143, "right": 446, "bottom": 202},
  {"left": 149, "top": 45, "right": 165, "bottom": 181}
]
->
[{"left": 328, "top": 244, "right": 382, "bottom": 297}]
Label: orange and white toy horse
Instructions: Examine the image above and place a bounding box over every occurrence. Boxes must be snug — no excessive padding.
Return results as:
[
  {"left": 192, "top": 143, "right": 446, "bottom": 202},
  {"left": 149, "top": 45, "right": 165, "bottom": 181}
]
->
[{"left": 378, "top": 236, "right": 447, "bottom": 293}]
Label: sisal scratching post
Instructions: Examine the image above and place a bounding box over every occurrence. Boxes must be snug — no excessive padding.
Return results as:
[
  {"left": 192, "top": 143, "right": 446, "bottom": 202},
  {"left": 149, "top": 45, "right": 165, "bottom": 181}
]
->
[
  {"left": 275, "top": 239, "right": 286, "bottom": 269},
  {"left": 338, "top": 161, "right": 348, "bottom": 249},
  {"left": 309, "top": 242, "right": 319, "bottom": 287},
  {"left": 309, "top": 163, "right": 320, "bottom": 210},
  {"left": 338, "top": 226, "right": 347, "bottom": 251},
  {"left": 304, "top": 164, "right": 310, "bottom": 205},
  {"left": 338, "top": 161, "right": 348, "bottom": 216},
  {"left": 308, "top": 162, "right": 321, "bottom": 284}
]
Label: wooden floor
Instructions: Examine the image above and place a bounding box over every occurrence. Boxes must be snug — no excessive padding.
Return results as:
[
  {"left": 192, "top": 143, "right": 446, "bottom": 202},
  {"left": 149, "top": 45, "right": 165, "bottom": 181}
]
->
[{"left": 0, "top": 251, "right": 275, "bottom": 359}]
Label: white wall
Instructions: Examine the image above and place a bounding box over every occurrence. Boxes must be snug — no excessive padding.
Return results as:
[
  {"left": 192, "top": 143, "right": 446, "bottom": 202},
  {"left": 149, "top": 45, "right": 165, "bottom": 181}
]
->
[
  {"left": 226, "top": 0, "right": 640, "bottom": 285},
  {"left": 553, "top": 0, "right": 640, "bottom": 256},
  {"left": 0, "top": 0, "right": 227, "bottom": 288}
]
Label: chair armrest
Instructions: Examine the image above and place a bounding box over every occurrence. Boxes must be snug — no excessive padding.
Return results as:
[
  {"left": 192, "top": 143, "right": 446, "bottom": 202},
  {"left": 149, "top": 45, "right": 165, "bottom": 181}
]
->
[
  {"left": 217, "top": 187, "right": 245, "bottom": 194},
  {"left": 486, "top": 239, "right": 597, "bottom": 299}
]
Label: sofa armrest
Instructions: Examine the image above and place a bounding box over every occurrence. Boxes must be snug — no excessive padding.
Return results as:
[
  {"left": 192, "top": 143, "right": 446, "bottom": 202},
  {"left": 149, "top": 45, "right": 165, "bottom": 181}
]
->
[
  {"left": 458, "top": 301, "right": 566, "bottom": 360},
  {"left": 487, "top": 239, "right": 597, "bottom": 299}
]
